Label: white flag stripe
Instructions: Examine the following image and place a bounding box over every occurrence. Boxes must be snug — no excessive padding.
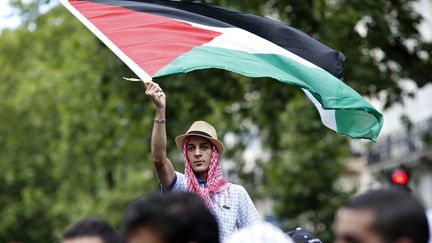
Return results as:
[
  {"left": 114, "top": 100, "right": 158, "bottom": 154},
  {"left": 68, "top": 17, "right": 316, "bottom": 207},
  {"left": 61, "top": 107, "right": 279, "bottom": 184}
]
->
[
  {"left": 302, "top": 89, "right": 338, "bottom": 132},
  {"left": 181, "top": 21, "right": 318, "bottom": 68}
]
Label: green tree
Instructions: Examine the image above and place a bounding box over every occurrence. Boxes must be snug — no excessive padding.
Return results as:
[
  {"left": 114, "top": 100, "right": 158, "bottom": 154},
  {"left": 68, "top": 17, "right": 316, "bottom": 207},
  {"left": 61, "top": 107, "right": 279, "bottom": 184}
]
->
[
  {"left": 1, "top": 0, "right": 430, "bottom": 242},
  {"left": 0, "top": 6, "right": 157, "bottom": 241}
]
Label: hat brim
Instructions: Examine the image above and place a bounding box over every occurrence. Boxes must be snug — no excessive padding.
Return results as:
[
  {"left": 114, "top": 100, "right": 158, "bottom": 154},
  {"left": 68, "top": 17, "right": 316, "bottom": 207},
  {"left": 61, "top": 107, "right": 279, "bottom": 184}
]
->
[{"left": 175, "top": 134, "right": 224, "bottom": 155}]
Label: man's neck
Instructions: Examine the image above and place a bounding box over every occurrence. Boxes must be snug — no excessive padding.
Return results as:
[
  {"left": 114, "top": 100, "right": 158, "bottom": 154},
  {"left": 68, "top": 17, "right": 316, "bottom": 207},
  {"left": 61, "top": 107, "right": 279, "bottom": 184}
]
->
[{"left": 196, "top": 172, "right": 208, "bottom": 183}]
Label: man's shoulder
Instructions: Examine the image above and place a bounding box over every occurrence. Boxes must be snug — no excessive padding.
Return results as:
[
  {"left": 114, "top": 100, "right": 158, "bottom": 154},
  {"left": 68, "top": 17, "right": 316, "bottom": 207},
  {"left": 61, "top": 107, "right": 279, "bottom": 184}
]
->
[
  {"left": 229, "top": 182, "right": 246, "bottom": 189},
  {"left": 228, "top": 183, "right": 248, "bottom": 195},
  {"left": 174, "top": 171, "right": 187, "bottom": 184},
  {"left": 165, "top": 171, "right": 186, "bottom": 192},
  {"left": 174, "top": 171, "right": 185, "bottom": 178}
]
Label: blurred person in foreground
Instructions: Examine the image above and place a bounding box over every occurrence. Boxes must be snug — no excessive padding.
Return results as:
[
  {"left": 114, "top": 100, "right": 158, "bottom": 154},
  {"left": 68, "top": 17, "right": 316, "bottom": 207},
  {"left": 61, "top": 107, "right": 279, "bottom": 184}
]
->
[
  {"left": 224, "top": 222, "right": 293, "bottom": 243},
  {"left": 62, "top": 217, "right": 123, "bottom": 243},
  {"left": 144, "top": 80, "right": 260, "bottom": 241},
  {"left": 124, "top": 192, "right": 219, "bottom": 243},
  {"left": 287, "top": 227, "right": 322, "bottom": 243},
  {"left": 333, "top": 188, "right": 429, "bottom": 243}
]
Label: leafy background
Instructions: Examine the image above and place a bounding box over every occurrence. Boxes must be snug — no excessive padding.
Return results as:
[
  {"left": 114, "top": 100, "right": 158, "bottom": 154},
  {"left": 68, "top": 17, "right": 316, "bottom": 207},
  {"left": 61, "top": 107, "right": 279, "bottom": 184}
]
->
[{"left": 0, "top": 0, "right": 431, "bottom": 241}]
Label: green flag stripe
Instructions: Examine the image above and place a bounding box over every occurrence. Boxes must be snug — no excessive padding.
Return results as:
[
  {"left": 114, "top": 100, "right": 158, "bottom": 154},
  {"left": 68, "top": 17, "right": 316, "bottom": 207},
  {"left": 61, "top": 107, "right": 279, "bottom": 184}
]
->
[{"left": 154, "top": 46, "right": 383, "bottom": 141}]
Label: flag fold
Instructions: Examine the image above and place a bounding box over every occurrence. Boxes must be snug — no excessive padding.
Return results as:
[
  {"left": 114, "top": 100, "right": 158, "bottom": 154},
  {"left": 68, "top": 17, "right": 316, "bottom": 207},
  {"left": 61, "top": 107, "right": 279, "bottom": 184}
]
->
[{"left": 60, "top": 0, "right": 383, "bottom": 141}]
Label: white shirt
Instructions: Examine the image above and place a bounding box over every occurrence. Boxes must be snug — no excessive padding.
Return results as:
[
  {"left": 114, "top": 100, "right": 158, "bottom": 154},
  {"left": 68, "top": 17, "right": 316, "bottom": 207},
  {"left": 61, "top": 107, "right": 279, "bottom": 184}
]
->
[{"left": 169, "top": 171, "right": 260, "bottom": 241}]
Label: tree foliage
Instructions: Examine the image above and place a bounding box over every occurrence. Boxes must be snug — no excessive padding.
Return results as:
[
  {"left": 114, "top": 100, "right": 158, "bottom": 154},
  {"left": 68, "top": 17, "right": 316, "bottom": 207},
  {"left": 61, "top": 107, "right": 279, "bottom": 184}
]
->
[
  {"left": 0, "top": 0, "right": 430, "bottom": 242},
  {"left": 0, "top": 6, "right": 156, "bottom": 241}
]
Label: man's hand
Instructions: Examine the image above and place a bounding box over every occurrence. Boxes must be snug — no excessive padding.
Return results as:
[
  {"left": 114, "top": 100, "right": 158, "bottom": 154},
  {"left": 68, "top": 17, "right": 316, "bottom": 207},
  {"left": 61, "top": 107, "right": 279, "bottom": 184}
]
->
[{"left": 145, "top": 81, "right": 166, "bottom": 109}]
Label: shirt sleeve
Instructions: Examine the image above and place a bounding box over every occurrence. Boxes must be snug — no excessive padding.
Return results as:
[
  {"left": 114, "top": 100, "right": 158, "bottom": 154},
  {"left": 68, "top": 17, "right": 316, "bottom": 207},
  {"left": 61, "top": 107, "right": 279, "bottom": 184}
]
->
[
  {"left": 236, "top": 185, "right": 261, "bottom": 228},
  {"left": 159, "top": 171, "right": 187, "bottom": 193}
]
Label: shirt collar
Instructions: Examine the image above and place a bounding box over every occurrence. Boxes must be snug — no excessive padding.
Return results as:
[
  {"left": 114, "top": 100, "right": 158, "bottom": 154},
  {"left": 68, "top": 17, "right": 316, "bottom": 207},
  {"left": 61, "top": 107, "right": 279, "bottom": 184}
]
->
[{"left": 197, "top": 177, "right": 206, "bottom": 186}]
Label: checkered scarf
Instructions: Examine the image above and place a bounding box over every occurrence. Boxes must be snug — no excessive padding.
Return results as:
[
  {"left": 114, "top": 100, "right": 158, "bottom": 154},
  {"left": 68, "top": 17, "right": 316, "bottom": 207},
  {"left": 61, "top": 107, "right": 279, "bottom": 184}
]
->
[{"left": 182, "top": 138, "right": 230, "bottom": 207}]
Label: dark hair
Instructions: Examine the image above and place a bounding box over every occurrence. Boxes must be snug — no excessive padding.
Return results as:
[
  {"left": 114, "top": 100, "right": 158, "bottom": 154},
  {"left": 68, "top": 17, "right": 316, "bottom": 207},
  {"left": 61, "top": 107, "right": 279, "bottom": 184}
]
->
[
  {"left": 63, "top": 217, "right": 123, "bottom": 243},
  {"left": 124, "top": 192, "right": 219, "bottom": 243},
  {"left": 344, "top": 188, "right": 429, "bottom": 243}
]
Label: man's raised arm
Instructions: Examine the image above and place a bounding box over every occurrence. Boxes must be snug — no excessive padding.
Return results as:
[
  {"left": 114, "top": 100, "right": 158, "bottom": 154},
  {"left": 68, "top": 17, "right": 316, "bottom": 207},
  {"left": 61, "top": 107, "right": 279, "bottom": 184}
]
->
[{"left": 145, "top": 81, "right": 175, "bottom": 189}]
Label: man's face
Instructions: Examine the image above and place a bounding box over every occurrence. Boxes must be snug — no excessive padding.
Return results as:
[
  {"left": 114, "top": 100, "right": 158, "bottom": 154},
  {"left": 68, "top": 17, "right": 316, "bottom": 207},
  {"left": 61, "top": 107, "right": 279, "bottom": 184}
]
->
[
  {"left": 186, "top": 136, "right": 213, "bottom": 177},
  {"left": 62, "top": 236, "right": 103, "bottom": 243},
  {"left": 333, "top": 208, "right": 382, "bottom": 243},
  {"left": 127, "top": 228, "right": 164, "bottom": 243}
]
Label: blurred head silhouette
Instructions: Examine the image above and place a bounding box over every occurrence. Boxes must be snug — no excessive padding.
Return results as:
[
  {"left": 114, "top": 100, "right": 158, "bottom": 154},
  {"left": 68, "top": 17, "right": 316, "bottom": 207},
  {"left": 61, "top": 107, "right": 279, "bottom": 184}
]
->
[
  {"left": 333, "top": 188, "right": 429, "bottom": 243},
  {"left": 62, "top": 217, "right": 123, "bottom": 243},
  {"left": 124, "top": 192, "right": 219, "bottom": 243}
]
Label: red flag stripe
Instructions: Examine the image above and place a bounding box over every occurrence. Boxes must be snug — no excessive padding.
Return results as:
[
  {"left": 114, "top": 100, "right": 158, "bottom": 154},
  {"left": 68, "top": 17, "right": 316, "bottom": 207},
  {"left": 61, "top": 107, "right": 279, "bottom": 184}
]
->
[{"left": 70, "top": 0, "right": 222, "bottom": 76}]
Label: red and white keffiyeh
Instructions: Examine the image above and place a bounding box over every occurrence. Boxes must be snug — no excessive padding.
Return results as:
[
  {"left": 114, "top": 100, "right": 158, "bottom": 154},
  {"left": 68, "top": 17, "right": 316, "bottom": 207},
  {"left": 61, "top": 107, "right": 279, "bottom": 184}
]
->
[{"left": 182, "top": 138, "right": 230, "bottom": 206}]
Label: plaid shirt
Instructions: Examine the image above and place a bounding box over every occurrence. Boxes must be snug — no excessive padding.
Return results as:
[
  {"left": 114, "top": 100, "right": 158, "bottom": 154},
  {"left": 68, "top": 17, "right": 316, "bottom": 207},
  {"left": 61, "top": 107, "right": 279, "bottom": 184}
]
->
[{"left": 169, "top": 171, "right": 260, "bottom": 241}]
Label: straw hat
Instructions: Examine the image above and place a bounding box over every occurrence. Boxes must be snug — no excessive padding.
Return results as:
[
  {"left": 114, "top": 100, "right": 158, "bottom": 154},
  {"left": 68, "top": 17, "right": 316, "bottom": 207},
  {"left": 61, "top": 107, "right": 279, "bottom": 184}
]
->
[{"left": 175, "top": 121, "right": 224, "bottom": 155}]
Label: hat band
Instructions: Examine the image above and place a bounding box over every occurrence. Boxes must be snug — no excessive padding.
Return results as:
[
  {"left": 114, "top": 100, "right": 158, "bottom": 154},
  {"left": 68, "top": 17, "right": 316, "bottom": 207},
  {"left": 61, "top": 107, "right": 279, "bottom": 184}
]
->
[{"left": 187, "top": 130, "right": 213, "bottom": 138}]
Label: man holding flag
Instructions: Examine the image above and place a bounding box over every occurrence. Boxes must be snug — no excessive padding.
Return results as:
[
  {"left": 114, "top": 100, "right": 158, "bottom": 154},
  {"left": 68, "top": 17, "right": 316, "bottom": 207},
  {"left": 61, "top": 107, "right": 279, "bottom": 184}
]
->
[{"left": 145, "top": 80, "right": 260, "bottom": 241}]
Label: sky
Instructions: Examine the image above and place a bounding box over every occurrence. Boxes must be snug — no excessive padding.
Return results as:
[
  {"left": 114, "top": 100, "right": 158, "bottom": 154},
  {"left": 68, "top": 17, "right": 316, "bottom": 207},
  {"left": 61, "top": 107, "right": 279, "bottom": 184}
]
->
[
  {"left": 0, "top": 1, "right": 21, "bottom": 30},
  {"left": 0, "top": 0, "right": 58, "bottom": 31},
  {"left": 414, "top": 0, "right": 432, "bottom": 41}
]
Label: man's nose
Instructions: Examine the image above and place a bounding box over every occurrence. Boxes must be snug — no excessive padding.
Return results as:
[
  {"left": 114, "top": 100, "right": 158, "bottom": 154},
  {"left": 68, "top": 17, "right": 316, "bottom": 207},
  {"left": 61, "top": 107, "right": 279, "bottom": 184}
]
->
[{"left": 194, "top": 148, "right": 202, "bottom": 156}]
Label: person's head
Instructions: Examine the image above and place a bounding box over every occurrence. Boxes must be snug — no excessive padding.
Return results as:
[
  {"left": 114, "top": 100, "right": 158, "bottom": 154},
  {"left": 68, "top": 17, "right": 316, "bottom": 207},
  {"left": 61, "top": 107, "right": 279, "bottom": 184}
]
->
[
  {"left": 62, "top": 217, "right": 123, "bottom": 243},
  {"left": 333, "top": 188, "right": 429, "bottom": 243},
  {"left": 175, "top": 121, "right": 224, "bottom": 178},
  {"left": 225, "top": 222, "right": 294, "bottom": 243},
  {"left": 123, "top": 192, "right": 219, "bottom": 243}
]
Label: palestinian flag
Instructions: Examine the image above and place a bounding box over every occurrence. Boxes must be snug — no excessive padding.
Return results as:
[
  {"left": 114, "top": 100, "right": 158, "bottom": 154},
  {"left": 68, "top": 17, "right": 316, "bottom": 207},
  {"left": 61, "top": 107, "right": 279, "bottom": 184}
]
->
[{"left": 60, "top": 0, "right": 383, "bottom": 141}]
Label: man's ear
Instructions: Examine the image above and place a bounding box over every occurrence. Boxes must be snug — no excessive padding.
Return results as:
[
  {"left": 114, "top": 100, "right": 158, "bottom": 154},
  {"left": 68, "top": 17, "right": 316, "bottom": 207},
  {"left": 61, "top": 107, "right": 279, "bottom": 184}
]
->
[{"left": 394, "top": 237, "right": 415, "bottom": 243}]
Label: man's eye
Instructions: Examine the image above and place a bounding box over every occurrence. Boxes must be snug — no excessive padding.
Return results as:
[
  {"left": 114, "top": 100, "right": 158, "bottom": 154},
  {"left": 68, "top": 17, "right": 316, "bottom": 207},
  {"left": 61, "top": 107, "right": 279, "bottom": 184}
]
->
[
  {"left": 201, "top": 145, "right": 208, "bottom": 150},
  {"left": 187, "top": 147, "right": 194, "bottom": 152}
]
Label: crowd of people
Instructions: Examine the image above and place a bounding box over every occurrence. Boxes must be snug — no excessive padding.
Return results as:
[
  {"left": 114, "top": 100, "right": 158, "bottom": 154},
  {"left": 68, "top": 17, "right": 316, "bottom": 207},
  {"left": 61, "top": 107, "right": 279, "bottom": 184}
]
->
[
  {"left": 62, "top": 188, "right": 431, "bottom": 243},
  {"left": 61, "top": 81, "right": 430, "bottom": 243}
]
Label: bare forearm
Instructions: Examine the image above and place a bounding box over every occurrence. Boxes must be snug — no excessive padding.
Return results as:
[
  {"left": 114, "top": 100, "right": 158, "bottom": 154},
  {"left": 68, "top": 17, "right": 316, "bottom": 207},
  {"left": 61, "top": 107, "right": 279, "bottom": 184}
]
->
[
  {"left": 151, "top": 108, "right": 167, "bottom": 162},
  {"left": 145, "top": 81, "right": 174, "bottom": 187}
]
